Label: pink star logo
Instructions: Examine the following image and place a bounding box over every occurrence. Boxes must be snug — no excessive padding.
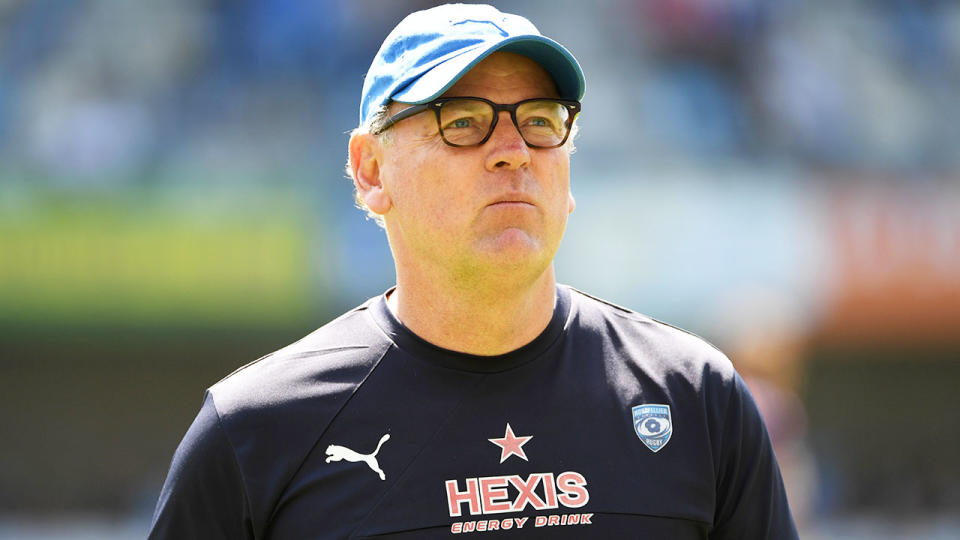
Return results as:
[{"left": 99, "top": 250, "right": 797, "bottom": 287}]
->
[{"left": 488, "top": 423, "right": 533, "bottom": 464}]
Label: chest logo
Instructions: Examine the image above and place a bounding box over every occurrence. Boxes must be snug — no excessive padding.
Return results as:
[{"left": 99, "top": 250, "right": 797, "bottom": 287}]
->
[
  {"left": 632, "top": 404, "right": 672, "bottom": 453},
  {"left": 444, "top": 423, "right": 593, "bottom": 533},
  {"left": 325, "top": 433, "right": 390, "bottom": 480},
  {"left": 488, "top": 423, "right": 533, "bottom": 463}
]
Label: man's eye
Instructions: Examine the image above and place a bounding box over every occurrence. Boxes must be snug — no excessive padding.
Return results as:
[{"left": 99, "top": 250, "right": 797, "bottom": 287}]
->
[
  {"left": 523, "top": 116, "right": 557, "bottom": 129},
  {"left": 449, "top": 118, "right": 472, "bottom": 129}
]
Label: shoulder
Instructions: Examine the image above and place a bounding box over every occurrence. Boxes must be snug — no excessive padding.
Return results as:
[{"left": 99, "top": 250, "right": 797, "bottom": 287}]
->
[
  {"left": 209, "top": 298, "right": 392, "bottom": 419},
  {"left": 192, "top": 298, "right": 397, "bottom": 529},
  {"left": 563, "top": 285, "right": 736, "bottom": 391}
]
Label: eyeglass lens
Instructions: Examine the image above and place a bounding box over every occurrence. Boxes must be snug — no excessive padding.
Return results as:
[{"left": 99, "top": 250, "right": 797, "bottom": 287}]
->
[{"left": 438, "top": 99, "right": 572, "bottom": 147}]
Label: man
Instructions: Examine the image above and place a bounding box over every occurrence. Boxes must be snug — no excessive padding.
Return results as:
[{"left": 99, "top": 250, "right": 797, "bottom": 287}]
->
[{"left": 150, "top": 4, "right": 798, "bottom": 539}]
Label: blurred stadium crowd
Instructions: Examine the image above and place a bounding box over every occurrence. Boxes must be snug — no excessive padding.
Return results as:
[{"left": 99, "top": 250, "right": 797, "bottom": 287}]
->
[
  {"left": 1, "top": 0, "right": 958, "bottom": 538},
  {"left": 2, "top": 1, "right": 959, "bottom": 178}
]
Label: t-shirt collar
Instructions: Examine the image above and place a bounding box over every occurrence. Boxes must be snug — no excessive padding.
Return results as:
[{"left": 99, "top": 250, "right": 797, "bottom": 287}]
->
[{"left": 367, "top": 285, "right": 571, "bottom": 373}]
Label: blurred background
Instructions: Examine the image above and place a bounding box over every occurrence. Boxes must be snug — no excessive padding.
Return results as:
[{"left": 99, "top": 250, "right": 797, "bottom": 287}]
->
[{"left": 1, "top": 0, "right": 958, "bottom": 538}]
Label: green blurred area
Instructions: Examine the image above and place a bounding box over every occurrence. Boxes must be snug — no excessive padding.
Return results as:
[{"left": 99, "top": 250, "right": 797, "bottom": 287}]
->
[
  {"left": 0, "top": 186, "right": 315, "bottom": 328},
  {"left": 0, "top": 184, "right": 328, "bottom": 517}
]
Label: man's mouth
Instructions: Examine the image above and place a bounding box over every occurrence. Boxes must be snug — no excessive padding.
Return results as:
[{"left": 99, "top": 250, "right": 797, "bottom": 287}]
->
[{"left": 488, "top": 193, "right": 536, "bottom": 207}]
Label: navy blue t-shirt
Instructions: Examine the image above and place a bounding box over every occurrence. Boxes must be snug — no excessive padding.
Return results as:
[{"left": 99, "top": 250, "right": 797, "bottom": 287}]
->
[{"left": 149, "top": 285, "right": 798, "bottom": 539}]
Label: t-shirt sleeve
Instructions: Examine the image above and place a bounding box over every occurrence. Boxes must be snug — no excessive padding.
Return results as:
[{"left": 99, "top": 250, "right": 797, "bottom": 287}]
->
[
  {"left": 148, "top": 391, "right": 254, "bottom": 540},
  {"left": 710, "top": 373, "right": 799, "bottom": 540}
]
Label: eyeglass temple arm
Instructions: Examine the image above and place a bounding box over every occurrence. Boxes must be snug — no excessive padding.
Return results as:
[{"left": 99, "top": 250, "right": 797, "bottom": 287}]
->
[{"left": 374, "top": 103, "right": 433, "bottom": 134}]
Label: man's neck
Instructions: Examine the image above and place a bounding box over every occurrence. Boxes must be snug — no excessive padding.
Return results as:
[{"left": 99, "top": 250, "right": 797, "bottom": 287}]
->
[{"left": 387, "top": 266, "right": 557, "bottom": 356}]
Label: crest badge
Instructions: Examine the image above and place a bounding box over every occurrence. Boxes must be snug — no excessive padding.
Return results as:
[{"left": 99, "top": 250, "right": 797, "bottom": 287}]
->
[{"left": 632, "top": 404, "right": 672, "bottom": 453}]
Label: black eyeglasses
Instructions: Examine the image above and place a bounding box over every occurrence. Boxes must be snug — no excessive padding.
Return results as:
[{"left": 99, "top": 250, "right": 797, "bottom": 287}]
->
[{"left": 375, "top": 97, "right": 581, "bottom": 148}]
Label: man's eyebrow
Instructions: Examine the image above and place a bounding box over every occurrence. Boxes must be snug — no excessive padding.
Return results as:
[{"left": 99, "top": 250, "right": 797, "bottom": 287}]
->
[
  {"left": 447, "top": 101, "right": 489, "bottom": 112},
  {"left": 522, "top": 101, "right": 558, "bottom": 110}
]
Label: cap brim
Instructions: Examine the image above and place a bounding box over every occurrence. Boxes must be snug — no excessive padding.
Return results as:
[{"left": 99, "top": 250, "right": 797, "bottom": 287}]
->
[{"left": 391, "top": 35, "right": 585, "bottom": 104}]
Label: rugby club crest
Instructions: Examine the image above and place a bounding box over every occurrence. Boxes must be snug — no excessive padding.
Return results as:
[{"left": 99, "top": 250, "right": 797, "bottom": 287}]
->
[{"left": 632, "top": 404, "right": 672, "bottom": 453}]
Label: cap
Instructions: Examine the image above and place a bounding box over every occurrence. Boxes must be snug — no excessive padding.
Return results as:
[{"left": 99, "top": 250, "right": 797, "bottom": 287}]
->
[{"left": 359, "top": 3, "right": 585, "bottom": 126}]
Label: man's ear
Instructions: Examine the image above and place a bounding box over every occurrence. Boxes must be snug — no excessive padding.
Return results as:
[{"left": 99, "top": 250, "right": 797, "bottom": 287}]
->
[{"left": 349, "top": 132, "right": 392, "bottom": 215}]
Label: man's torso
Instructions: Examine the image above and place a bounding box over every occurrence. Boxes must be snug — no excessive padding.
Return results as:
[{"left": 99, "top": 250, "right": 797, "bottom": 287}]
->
[{"left": 205, "top": 286, "right": 733, "bottom": 538}]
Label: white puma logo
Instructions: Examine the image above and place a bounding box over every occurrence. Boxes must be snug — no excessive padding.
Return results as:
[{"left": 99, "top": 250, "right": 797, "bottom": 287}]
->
[{"left": 325, "top": 434, "right": 390, "bottom": 480}]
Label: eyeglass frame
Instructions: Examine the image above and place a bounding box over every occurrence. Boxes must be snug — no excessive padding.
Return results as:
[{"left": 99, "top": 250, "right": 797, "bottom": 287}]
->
[{"left": 373, "top": 97, "right": 582, "bottom": 148}]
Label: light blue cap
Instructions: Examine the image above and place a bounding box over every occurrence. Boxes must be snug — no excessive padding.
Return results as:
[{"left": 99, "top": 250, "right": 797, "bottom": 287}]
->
[{"left": 359, "top": 3, "right": 585, "bottom": 126}]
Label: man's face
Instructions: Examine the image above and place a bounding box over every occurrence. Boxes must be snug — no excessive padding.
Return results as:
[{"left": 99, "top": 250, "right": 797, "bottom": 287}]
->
[{"left": 375, "top": 52, "right": 576, "bottom": 286}]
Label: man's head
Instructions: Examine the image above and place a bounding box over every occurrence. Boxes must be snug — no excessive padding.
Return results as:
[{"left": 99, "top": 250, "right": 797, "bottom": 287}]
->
[{"left": 347, "top": 4, "right": 584, "bottom": 289}]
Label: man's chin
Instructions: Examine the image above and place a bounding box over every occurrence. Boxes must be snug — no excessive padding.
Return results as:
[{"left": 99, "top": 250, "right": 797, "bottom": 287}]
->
[
  {"left": 477, "top": 228, "right": 542, "bottom": 260},
  {"left": 464, "top": 233, "right": 555, "bottom": 279}
]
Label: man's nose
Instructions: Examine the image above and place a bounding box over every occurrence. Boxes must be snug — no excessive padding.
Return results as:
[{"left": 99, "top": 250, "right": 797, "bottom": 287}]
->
[{"left": 484, "top": 111, "right": 531, "bottom": 171}]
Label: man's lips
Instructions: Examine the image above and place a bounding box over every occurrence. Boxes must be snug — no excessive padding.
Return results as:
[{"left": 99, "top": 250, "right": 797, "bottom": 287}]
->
[
  {"left": 487, "top": 193, "right": 536, "bottom": 207},
  {"left": 489, "top": 201, "right": 534, "bottom": 208}
]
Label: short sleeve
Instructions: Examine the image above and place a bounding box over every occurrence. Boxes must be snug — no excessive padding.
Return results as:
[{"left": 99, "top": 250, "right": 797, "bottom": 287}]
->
[
  {"left": 148, "top": 391, "right": 254, "bottom": 540},
  {"left": 710, "top": 374, "right": 799, "bottom": 539}
]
